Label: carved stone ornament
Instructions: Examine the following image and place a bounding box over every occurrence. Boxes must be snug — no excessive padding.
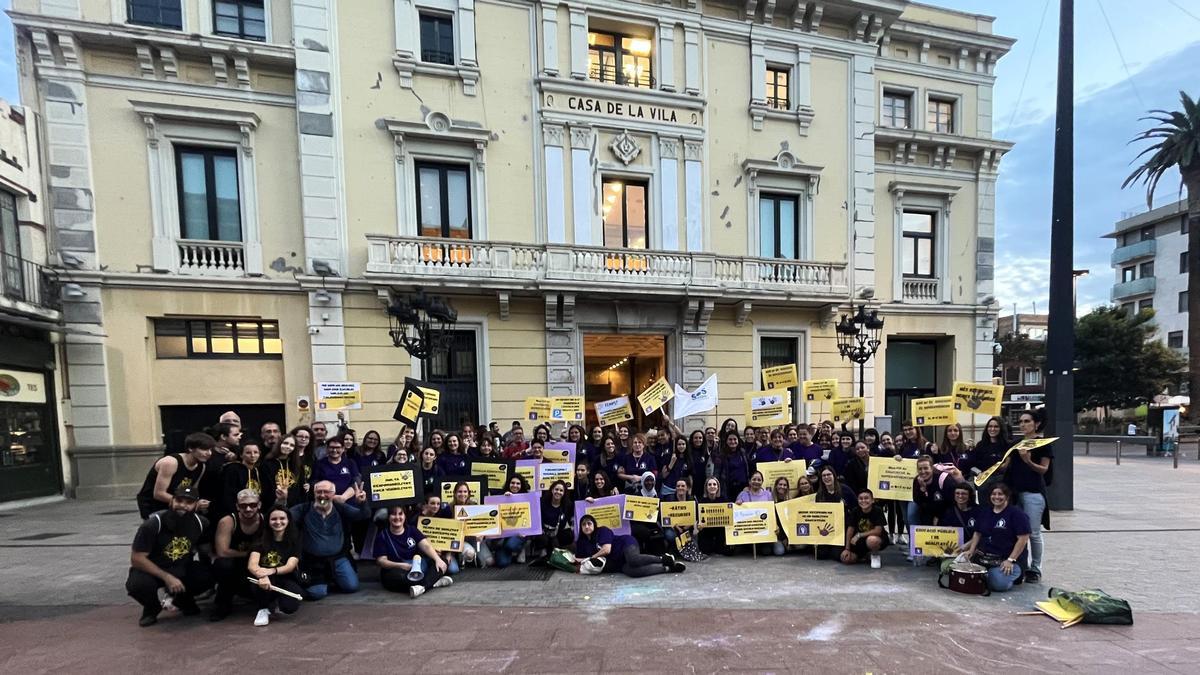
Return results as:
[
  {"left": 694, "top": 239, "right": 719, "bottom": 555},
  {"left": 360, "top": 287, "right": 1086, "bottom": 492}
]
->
[{"left": 609, "top": 131, "right": 642, "bottom": 166}]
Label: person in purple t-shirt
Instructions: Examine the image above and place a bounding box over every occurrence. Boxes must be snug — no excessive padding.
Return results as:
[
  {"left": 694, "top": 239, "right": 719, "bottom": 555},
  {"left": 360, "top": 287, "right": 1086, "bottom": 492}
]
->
[
  {"left": 574, "top": 515, "right": 686, "bottom": 577},
  {"left": 962, "top": 484, "right": 1030, "bottom": 592},
  {"left": 310, "top": 437, "right": 358, "bottom": 502},
  {"left": 789, "top": 426, "right": 823, "bottom": 465},
  {"left": 751, "top": 430, "right": 795, "bottom": 471},
  {"left": 374, "top": 506, "right": 452, "bottom": 599}
]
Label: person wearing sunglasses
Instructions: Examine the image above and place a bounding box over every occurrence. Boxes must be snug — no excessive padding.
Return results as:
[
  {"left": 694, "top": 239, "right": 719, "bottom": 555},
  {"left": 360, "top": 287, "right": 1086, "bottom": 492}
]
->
[{"left": 210, "top": 489, "right": 264, "bottom": 621}]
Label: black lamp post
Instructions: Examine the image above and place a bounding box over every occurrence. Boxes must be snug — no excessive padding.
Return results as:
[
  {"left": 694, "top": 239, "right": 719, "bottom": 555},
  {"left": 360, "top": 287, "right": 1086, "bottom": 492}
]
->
[
  {"left": 835, "top": 304, "right": 885, "bottom": 435},
  {"left": 386, "top": 291, "right": 458, "bottom": 360}
]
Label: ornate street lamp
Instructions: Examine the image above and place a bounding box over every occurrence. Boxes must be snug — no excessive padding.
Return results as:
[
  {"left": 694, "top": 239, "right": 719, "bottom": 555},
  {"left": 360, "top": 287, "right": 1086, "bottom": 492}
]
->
[
  {"left": 386, "top": 291, "right": 458, "bottom": 360},
  {"left": 835, "top": 304, "right": 884, "bottom": 434}
]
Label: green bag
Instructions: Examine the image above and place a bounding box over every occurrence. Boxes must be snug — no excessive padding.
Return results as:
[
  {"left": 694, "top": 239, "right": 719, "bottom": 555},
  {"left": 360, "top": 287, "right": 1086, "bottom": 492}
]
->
[
  {"left": 1048, "top": 588, "right": 1133, "bottom": 625},
  {"left": 548, "top": 548, "right": 579, "bottom": 574}
]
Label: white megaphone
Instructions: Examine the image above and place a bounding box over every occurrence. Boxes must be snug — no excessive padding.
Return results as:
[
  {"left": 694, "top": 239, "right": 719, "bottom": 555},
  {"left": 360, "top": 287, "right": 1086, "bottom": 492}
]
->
[{"left": 407, "top": 555, "right": 425, "bottom": 582}]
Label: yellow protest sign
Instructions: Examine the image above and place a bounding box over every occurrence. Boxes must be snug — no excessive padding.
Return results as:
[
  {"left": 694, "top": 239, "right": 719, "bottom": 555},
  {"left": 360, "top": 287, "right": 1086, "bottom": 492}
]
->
[
  {"left": 660, "top": 500, "right": 696, "bottom": 527},
  {"left": 773, "top": 495, "right": 817, "bottom": 536},
  {"left": 623, "top": 495, "right": 660, "bottom": 523},
  {"left": 757, "top": 460, "right": 805, "bottom": 498},
  {"left": 1035, "top": 598, "right": 1085, "bottom": 624},
  {"left": 911, "top": 396, "right": 956, "bottom": 426},
  {"left": 581, "top": 500, "right": 623, "bottom": 530},
  {"left": 537, "top": 461, "right": 574, "bottom": 491},
  {"left": 454, "top": 504, "right": 501, "bottom": 537},
  {"left": 973, "top": 437, "right": 1058, "bottom": 487},
  {"left": 744, "top": 390, "right": 790, "bottom": 425},
  {"left": 909, "top": 525, "right": 963, "bottom": 558},
  {"left": 802, "top": 378, "right": 838, "bottom": 402},
  {"left": 366, "top": 467, "right": 418, "bottom": 506},
  {"left": 394, "top": 388, "right": 424, "bottom": 428},
  {"left": 514, "top": 460, "right": 538, "bottom": 491},
  {"left": 316, "top": 381, "right": 362, "bottom": 411},
  {"left": 637, "top": 377, "right": 674, "bottom": 415},
  {"left": 440, "top": 478, "right": 484, "bottom": 503},
  {"left": 524, "top": 396, "right": 553, "bottom": 421},
  {"left": 416, "top": 386, "right": 440, "bottom": 415},
  {"left": 867, "top": 458, "right": 918, "bottom": 501},
  {"left": 495, "top": 500, "right": 533, "bottom": 533},
  {"left": 761, "top": 363, "right": 798, "bottom": 390},
  {"left": 951, "top": 381, "right": 1004, "bottom": 417},
  {"left": 675, "top": 529, "right": 694, "bottom": 550},
  {"left": 830, "top": 397, "right": 866, "bottom": 424},
  {"left": 698, "top": 502, "right": 734, "bottom": 528},
  {"left": 784, "top": 500, "right": 845, "bottom": 546},
  {"left": 469, "top": 461, "right": 510, "bottom": 494},
  {"left": 729, "top": 504, "right": 777, "bottom": 545},
  {"left": 551, "top": 396, "right": 585, "bottom": 423},
  {"left": 595, "top": 396, "right": 634, "bottom": 426},
  {"left": 417, "top": 516, "right": 465, "bottom": 553}
]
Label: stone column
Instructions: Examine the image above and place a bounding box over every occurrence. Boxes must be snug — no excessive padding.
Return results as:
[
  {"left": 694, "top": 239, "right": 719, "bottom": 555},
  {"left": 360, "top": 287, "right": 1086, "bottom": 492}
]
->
[{"left": 545, "top": 294, "right": 578, "bottom": 397}]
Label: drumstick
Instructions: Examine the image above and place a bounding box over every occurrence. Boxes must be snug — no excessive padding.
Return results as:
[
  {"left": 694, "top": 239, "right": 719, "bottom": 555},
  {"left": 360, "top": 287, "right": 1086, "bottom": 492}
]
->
[
  {"left": 247, "top": 577, "right": 304, "bottom": 601},
  {"left": 1061, "top": 616, "right": 1084, "bottom": 629}
]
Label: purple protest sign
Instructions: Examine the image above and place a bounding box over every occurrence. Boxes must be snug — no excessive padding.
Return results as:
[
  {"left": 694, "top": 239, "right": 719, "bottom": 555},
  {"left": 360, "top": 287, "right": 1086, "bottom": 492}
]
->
[
  {"left": 572, "top": 494, "right": 629, "bottom": 536},
  {"left": 483, "top": 492, "right": 542, "bottom": 537}
]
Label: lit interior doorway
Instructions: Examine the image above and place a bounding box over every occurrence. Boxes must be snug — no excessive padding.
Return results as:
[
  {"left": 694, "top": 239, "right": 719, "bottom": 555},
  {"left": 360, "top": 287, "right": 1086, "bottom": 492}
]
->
[{"left": 583, "top": 334, "right": 667, "bottom": 430}]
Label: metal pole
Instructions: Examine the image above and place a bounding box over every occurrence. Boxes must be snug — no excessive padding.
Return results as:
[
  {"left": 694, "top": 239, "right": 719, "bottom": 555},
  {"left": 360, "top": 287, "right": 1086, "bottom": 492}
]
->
[
  {"left": 1085, "top": 440, "right": 1089, "bottom": 456},
  {"left": 1174, "top": 445, "right": 1179, "bottom": 469},
  {"left": 1044, "top": 0, "right": 1076, "bottom": 510},
  {"left": 858, "top": 359, "right": 866, "bottom": 438},
  {"left": 1116, "top": 440, "right": 1121, "bottom": 466}
]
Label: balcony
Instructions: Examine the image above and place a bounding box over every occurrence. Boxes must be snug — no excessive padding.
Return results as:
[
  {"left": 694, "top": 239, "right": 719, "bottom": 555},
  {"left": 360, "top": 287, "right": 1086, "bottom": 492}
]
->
[
  {"left": 901, "top": 276, "right": 941, "bottom": 304},
  {"left": 1111, "top": 276, "right": 1156, "bottom": 302},
  {"left": 177, "top": 240, "right": 245, "bottom": 277},
  {"left": 364, "top": 236, "right": 849, "bottom": 301},
  {"left": 0, "top": 251, "right": 61, "bottom": 320},
  {"left": 1111, "top": 239, "right": 1156, "bottom": 265}
]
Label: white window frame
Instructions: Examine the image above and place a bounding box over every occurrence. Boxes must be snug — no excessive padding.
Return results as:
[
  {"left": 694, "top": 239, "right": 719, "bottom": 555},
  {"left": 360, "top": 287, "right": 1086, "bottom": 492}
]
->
[
  {"left": 199, "top": 0, "right": 274, "bottom": 43},
  {"left": 888, "top": 181, "right": 958, "bottom": 304},
  {"left": 1023, "top": 368, "right": 1041, "bottom": 386},
  {"left": 743, "top": 153, "right": 821, "bottom": 261},
  {"left": 924, "top": 90, "right": 960, "bottom": 135},
  {"left": 749, "top": 41, "right": 814, "bottom": 132},
  {"left": 386, "top": 116, "right": 490, "bottom": 240},
  {"left": 394, "top": 0, "right": 480, "bottom": 95},
  {"left": 133, "top": 100, "right": 262, "bottom": 276},
  {"left": 880, "top": 85, "right": 917, "bottom": 129}
]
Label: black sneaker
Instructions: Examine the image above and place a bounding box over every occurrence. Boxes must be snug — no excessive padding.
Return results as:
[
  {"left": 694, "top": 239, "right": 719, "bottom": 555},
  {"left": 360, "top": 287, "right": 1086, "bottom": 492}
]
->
[
  {"left": 669, "top": 562, "right": 687, "bottom": 573},
  {"left": 661, "top": 553, "right": 677, "bottom": 568},
  {"left": 176, "top": 598, "right": 201, "bottom": 616},
  {"left": 138, "top": 609, "right": 159, "bottom": 627},
  {"left": 1024, "top": 571, "right": 1041, "bottom": 583},
  {"left": 208, "top": 605, "right": 231, "bottom": 622}
]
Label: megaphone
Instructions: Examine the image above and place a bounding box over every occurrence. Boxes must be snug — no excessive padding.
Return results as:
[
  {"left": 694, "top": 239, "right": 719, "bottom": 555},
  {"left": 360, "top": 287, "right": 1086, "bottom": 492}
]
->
[{"left": 407, "top": 555, "right": 425, "bottom": 582}]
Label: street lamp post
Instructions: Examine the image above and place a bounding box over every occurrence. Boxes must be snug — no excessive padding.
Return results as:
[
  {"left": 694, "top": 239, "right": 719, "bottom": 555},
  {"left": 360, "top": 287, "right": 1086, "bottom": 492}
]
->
[
  {"left": 835, "top": 305, "right": 885, "bottom": 436},
  {"left": 386, "top": 291, "right": 459, "bottom": 360}
]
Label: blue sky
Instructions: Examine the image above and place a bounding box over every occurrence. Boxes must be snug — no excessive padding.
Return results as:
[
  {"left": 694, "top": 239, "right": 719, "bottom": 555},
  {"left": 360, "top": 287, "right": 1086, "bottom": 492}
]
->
[{"left": 0, "top": 1, "right": 1196, "bottom": 315}]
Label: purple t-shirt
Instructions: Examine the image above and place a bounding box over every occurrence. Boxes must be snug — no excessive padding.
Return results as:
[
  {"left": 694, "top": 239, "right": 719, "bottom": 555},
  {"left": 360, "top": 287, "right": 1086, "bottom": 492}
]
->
[
  {"left": 735, "top": 487, "right": 773, "bottom": 503},
  {"left": 621, "top": 453, "right": 657, "bottom": 478},
  {"left": 790, "top": 442, "right": 823, "bottom": 464},
  {"left": 575, "top": 526, "right": 635, "bottom": 571},
  {"left": 752, "top": 446, "right": 794, "bottom": 466},
  {"left": 374, "top": 525, "right": 425, "bottom": 563},
  {"left": 974, "top": 505, "right": 1031, "bottom": 558},
  {"left": 312, "top": 456, "right": 360, "bottom": 494}
]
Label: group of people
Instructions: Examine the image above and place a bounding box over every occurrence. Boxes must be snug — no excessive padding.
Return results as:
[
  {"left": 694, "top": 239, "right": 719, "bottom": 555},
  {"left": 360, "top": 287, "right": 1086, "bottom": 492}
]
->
[{"left": 126, "top": 406, "right": 1053, "bottom": 627}]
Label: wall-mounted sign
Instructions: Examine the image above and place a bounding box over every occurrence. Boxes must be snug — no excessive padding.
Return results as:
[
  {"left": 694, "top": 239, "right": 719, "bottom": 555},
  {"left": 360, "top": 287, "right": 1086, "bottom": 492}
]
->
[
  {"left": 0, "top": 369, "right": 46, "bottom": 404},
  {"left": 542, "top": 92, "right": 702, "bottom": 127}
]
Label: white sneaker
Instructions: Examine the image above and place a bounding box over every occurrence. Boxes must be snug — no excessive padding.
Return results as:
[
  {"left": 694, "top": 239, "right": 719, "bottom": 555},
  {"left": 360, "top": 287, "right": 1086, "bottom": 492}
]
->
[
  {"left": 409, "top": 585, "right": 425, "bottom": 599},
  {"left": 433, "top": 576, "right": 453, "bottom": 589},
  {"left": 157, "top": 588, "right": 176, "bottom": 613},
  {"left": 254, "top": 609, "right": 270, "bottom": 627},
  {"left": 517, "top": 548, "right": 527, "bottom": 564}
]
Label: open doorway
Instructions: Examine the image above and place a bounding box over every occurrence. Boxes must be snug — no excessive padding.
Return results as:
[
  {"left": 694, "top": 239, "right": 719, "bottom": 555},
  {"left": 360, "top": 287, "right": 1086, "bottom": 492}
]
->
[{"left": 583, "top": 334, "right": 667, "bottom": 430}]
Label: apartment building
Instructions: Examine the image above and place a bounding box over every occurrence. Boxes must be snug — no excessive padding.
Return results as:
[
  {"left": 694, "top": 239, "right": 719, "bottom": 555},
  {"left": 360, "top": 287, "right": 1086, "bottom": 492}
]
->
[{"left": 1106, "top": 199, "right": 1188, "bottom": 352}]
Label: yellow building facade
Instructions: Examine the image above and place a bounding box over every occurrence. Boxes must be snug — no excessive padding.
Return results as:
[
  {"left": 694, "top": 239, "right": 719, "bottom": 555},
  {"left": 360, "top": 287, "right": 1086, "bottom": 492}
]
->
[{"left": 11, "top": 0, "right": 1012, "bottom": 499}]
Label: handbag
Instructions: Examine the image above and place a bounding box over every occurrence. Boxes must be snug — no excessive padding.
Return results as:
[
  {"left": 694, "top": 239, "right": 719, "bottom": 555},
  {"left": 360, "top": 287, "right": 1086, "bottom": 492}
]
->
[
  {"left": 938, "top": 562, "right": 991, "bottom": 596},
  {"left": 579, "top": 556, "right": 606, "bottom": 575},
  {"left": 547, "top": 548, "right": 578, "bottom": 574}
]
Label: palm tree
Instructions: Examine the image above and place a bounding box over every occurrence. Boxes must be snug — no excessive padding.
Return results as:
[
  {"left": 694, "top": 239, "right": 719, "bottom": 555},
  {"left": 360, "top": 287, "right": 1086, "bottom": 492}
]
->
[{"left": 1123, "top": 91, "right": 1200, "bottom": 420}]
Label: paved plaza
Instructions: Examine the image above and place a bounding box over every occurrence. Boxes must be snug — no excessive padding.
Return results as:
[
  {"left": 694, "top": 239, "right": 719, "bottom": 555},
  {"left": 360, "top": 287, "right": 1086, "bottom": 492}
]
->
[{"left": 2, "top": 453, "right": 1199, "bottom": 673}]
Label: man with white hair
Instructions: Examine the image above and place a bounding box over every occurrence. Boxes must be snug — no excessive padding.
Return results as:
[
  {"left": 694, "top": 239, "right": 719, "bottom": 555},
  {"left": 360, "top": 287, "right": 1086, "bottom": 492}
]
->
[
  {"left": 219, "top": 410, "right": 241, "bottom": 426},
  {"left": 209, "top": 489, "right": 264, "bottom": 621},
  {"left": 289, "top": 479, "right": 369, "bottom": 599}
]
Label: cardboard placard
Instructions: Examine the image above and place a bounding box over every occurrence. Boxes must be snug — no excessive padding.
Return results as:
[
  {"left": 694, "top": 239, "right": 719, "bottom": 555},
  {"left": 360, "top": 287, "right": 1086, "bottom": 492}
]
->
[
  {"left": 761, "top": 363, "right": 798, "bottom": 390},
  {"left": 830, "top": 397, "right": 866, "bottom": 424},
  {"left": 660, "top": 500, "right": 697, "bottom": 528},
  {"left": 697, "top": 502, "right": 734, "bottom": 528},
  {"left": 802, "top": 378, "right": 838, "bottom": 402},
  {"left": 637, "top": 377, "right": 675, "bottom": 415},
  {"left": 867, "top": 458, "right": 919, "bottom": 501},
  {"left": 951, "top": 381, "right": 1004, "bottom": 417},
  {"left": 782, "top": 500, "right": 845, "bottom": 546},
  {"left": 439, "top": 476, "right": 487, "bottom": 503},
  {"left": 908, "top": 525, "right": 964, "bottom": 558},
  {"left": 454, "top": 504, "right": 501, "bottom": 537},
  {"left": 744, "top": 390, "right": 790, "bottom": 425},
  {"left": 551, "top": 396, "right": 585, "bottom": 423},
  {"left": 728, "top": 504, "right": 776, "bottom": 545},
  {"left": 483, "top": 492, "right": 542, "bottom": 537},
  {"left": 595, "top": 396, "right": 635, "bottom": 426},
  {"left": 623, "top": 495, "right": 660, "bottom": 523},
  {"left": 417, "top": 516, "right": 465, "bottom": 553},
  {"left": 469, "top": 460, "right": 513, "bottom": 495},
  {"left": 365, "top": 465, "right": 423, "bottom": 507},
  {"left": 574, "top": 495, "right": 629, "bottom": 535},
  {"left": 524, "top": 396, "right": 553, "bottom": 421},
  {"left": 911, "top": 396, "right": 956, "bottom": 426}
]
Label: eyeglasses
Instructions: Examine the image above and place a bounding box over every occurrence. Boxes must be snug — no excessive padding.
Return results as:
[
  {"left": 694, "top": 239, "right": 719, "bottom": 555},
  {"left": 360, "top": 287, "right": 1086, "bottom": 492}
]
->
[{"left": 238, "top": 503, "right": 261, "bottom": 510}]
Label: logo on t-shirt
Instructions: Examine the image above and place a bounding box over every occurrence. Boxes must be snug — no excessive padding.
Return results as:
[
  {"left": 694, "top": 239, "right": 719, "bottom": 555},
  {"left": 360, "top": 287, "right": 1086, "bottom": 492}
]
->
[
  {"left": 340, "top": 467, "right": 349, "bottom": 475},
  {"left": 406, "top": 537, "right": 416, "bottom": 548},
  {"left": 264, "top": 550, "right": 283, "bottom": 568},
  {"left": 996, "top": 518, "right": 1007, "bottom": 529},
  {"left": 164, "top": 536, "right": 192, "bottom": 562}
]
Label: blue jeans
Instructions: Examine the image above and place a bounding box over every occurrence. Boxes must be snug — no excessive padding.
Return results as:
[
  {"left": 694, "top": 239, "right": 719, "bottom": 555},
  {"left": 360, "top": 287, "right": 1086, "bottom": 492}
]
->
[
  {"left": 1018, "top": 492, "right": 1045, "bottom": 574},
  {"left": 493, "top": 536, "right": 524, "bottom": 568},
  {"left": 304, "top": 556, "right": 359, "bottom": 600},
  {"left": 446, "top": 554, "right": 461, "bottom": 575},
  {"left": 905, "top": 502, "right": 921, "bottom": 532},
  {"left": 986, "top": 563, "right": 1023, "bottom": 592}
]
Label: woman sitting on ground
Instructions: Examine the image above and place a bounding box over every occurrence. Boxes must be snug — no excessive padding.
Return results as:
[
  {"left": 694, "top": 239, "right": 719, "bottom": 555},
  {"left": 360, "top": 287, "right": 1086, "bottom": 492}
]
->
[
  {"left": 626, "top": 471, "right": 668, "bottom": 555},
  {"left": 937, "top": 483, "right": 980, "bottom": 546},
  {"left": 448, "top": 481, "right": 492, "bottom": 568},
  {"left": 247, "top": 505, "right": 302, "bottom": 627},
  {"left": 960, "top": 484, "right": 1031, "bottom": 592},
  {"left": 734, "top": 471, "right": 772, "bottom": 504},
  {"left": 492, "top": 475, "right": 532, "bottom": 568},
  {"left": 533, "top": 480, "right": 574, "bottom": 559},
  {"left": 910, "top": 456, "right": 961, "bottom": 530},
  {"left": 661, "top": 478, "right": 697, "bottom": 556},
  {"left": 374, "top": 506, "right": 453, "bottom": 598},
  {"left": 574, "top": 515, "right": 686, "bottom": 577},
  {"left": 770, "top": 477, "right": 791, "bottom": 556},
  {"left": 417, "top": 493, "right": 459, "bottom": 575}
]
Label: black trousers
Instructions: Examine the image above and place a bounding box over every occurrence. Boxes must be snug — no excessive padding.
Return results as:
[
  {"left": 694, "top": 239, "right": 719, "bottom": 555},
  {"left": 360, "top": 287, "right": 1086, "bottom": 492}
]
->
[
  {"left": 379, "top": 565, "right": 443, "bottom": 594},
  {"left": 125, "top": 561, "right": 214, "bottom": 613},
  {"left": 631, "top": 521, "right": 667, "bottom": 556},
  {"left": 251, "top": 575, "right": 303, "bottom": 614},
  {"left": 531, "top": 529, "right": 574, "bottom": 555},
  {"left": 212, "top": 557, "right": 252, "bottom": 610}
]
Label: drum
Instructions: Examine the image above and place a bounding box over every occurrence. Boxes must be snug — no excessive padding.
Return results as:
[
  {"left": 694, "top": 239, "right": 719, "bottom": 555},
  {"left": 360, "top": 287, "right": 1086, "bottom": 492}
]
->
[{"left": 938, "top": 562, "right": 991, "bottom": 596}]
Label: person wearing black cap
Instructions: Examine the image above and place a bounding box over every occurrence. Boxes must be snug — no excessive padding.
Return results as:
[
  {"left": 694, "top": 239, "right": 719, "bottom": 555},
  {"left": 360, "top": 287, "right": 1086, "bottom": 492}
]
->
[{"left": 125, "top": 485, "right": 213, "bottom": 627}]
